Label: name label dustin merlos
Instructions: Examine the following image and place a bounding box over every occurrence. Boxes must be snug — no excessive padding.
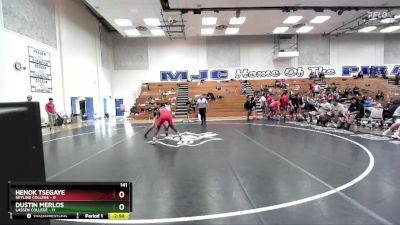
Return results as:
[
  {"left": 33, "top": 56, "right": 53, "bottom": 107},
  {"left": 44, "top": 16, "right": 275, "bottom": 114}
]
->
[{"left": 15, "top": 202, "right": 65, "bottom": 212}]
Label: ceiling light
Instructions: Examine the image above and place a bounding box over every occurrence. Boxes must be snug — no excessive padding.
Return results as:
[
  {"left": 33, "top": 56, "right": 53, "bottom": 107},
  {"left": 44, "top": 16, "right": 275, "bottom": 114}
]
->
[
  {"left": 201, "top": 28, "right": 214, "bottom": 35},
  {"left": 272, "top": 27, "right": 289, "bottom": 33},
  {"left": 150, "top": 29, "right": 164, "bottom": 36},
  {"left": 380, "top": 18, "right": 397, "bottom": 24},
  {"left": 380, "top": 26, "right": 400, "bottom": 33},
  {"left": 283, "top": 16, "right": 303, "bottom": 24},
  {"left": 124, "top": 29, "right": 140, "bottom": 36},
  {"left": 225, "top": 27, "right": 239, "bottom": 35},
  {"left": 114, "top": 19, "right": 132, "bottom": 27},
  {"left": 229, "top": 17, "right": 246, "bottom": 25},
  {"left": 310, "top": 16, "right": 331, "bottom": 23},
  {"left": 358, "top": 26, "right": 377, "bottom": 33},
  {"left": 144, "top": 18, "right": 161, "bottom": 26},
  {"left": 296, "top": 26, "right": 314, "bottom": 33},
  {"left": 202, "top": 17, "right": 217, "bottom": 25},
  {"left": 278, "top": 51, "right": 300, "bottom": 57}
]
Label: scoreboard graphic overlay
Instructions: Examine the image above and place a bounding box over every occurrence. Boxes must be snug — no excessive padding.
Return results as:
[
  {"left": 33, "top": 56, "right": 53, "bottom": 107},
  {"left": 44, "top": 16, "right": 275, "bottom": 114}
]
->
[{"left": 8, "top": 182, "right": 132, "bottom": 220}]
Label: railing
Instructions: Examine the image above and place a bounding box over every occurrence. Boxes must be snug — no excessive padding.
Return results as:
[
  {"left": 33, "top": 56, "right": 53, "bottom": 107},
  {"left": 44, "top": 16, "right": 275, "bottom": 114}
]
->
[{"left": 132, "top": 80, "right": 144, "bottom": 105}]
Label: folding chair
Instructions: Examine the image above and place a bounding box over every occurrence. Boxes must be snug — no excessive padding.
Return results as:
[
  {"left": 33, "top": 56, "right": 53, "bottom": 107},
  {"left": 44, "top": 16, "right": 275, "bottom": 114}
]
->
[{"left": 361, "top": 108, "right": 383, "bottom": 129}]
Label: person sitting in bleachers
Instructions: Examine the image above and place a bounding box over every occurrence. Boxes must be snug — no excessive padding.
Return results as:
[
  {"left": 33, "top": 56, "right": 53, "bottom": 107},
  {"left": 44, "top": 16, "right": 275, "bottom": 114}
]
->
[
  {"left": 130, "top": 105, "right": 137, "bottom": 118},
  {"left": 186, "top": 98, "right": 196, "bottom": 113},
  {"left": 353, "top": 86, "right": 360, "bottom": 96},
  {"left": 314, "top": 98, "right": 332, "bottom": 126},
  {"left": 301, "top": 94, "right": 317, "bottom": 123},
  {"left": 207, "top": 92, "right": 216, "bottom": 101},
  {"left": 313, "top": 82, "right": 321, "bottom": 97},
  {"left": 319, "top": 71, "right": 325, "bottom": 81},
  {"left": 309, "top": 71, "right": 317, "bottom": 79},
  {"left": 383, "top": 99, "right": 400, "bottom": 120},
  {"left": 343, "top": 86, "right": 353, "bottom": 98},
  {"left": 344, "top": 97, "right": 364, "bottom": 130},
  {"left": 376, "top": 90, "right": 385, "bottom": 100},
  {"left": 357, "top": 71, "right": 364, "bottom": 79},
  {"left": 330, "top": 99, "right": 347, "bottom": 128},
  {"left": 363, "top": 97, "right": 375, "bottom": 111}
]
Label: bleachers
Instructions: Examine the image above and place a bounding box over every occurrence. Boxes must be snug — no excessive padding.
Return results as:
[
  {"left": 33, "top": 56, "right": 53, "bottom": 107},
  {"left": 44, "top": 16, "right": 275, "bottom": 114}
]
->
[
  {"left": 133, "top": 82, "right": 184, "bottom": 119},
  {"left": 132, "top": 77, "right": 399, "bottom": 121}
]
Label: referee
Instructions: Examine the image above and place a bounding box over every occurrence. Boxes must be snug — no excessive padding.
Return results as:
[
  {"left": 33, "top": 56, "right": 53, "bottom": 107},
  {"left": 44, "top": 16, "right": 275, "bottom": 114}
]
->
[{"left": 197, "top": 94, "right": 208, "bottom": 125}]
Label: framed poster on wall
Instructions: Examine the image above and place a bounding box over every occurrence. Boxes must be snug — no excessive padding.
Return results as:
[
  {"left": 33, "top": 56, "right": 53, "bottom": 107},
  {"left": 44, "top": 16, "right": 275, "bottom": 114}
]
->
[{"left": 28, "top": 46, "right": 52, "bottom": 93}]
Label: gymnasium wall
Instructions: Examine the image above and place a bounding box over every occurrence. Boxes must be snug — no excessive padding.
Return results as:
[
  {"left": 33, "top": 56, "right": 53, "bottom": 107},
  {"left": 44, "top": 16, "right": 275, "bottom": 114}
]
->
[
  {"left": 111, "top": 33, "right": 399, "bottom": 108},
  {"left": 0, "top": 0, "right": 64, "bottom": 122},
  {"left": 0, "top": 0, "right": 115, "bottom": 121}
]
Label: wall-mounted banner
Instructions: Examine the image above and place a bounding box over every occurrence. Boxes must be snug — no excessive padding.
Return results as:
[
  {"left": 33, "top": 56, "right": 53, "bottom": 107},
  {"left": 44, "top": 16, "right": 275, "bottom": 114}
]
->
[
  {"left": 342, "top": 65, "right": 400, "bottom": 76},
  {"left": 160, "top": 65, "right": 400, "bottom": 82},
  {"left": 160, "top": 66, "right": 336, "bottom": 82},
  {"left": 28, "top": 47, "right": 52, "bottom": 93}
]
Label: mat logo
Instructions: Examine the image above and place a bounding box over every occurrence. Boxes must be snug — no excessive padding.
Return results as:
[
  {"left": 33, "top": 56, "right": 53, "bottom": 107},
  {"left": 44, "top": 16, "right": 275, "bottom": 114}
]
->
[
  {"left": 160, "top": 70, "right": 228, "bottom": 81},
  {"left": 151, "top": 131, "right": 223, "bottom": 147}
]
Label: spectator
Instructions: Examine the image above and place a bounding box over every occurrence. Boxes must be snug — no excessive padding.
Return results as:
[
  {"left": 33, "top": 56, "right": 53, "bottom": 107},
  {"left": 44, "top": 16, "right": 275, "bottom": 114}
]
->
[
  {"left": 357, "top": 71, "right": 364, "bottom": 79},
  {"left": 301, "top": 96, "right": 317, "bottom": 123},
  {"left": 383, "top": 99, "right": 400, "bottom": 120},
  {"left": 376, "top": 90, "right": 385, "bottom": 100},
  {"left": 269, "top": 99, "right": 281, "bottom": 118},
  {"left": 327, "top": 93, "right": 334, "bottom": 102},
  {"left": 395, "top": 72, "right": 400, "bottom": 85},
  {"left": 130, "top": 105, "right": 137, "bottom": 117},
  {"left": 197, "top": 94, "right": 208, "bottom": 125},
  {"left": 207, "top": 92, "right": 216, "bottom": 101},
  {"left": 364, "top": 97, "right": 374, "bottom": 112},
  {"left": 382, "top": 105, "right": 400, "bottom": 139},
  {"left": 315, "top": 98, "right": 332, "bottom": 126},
  {"left": 382, "top": 68, "right": 388, "bottom": 79},
  {"left": 370, "top": 66, "right": 376, "bottom": 78},
  {"left": 310, "top": 81, "right": 315, "bottom": 92},
  {"left": 281, "top": 79, "right": 288, "bottom": 88},
  {"left": 259, "top": 94, "right": 267, "bottom": 117},
  {"left": 330, "top": 99, "right": 347, "bottom": 128},
  {"left": 45, "top": 98, "right": 57, "bottom": 132},
  {"left": 280, "top": 92, "right": 289, "bottom": 120},
  {"left": 244, "top": 96, "right": 256, "bottom": 121},
  {"left": 353, "top": 86, "right": 360, "bottom": 96},
  {"left": 289, "top": 93, "right": 301, "bottom": 120},
  {"left": 27, "top": 95, "right": 32, "bottom": 102},
  {"left": 309, "top": 71, "right": 316, "bottom": 79},
  {"left": 313, "top": 82, "right": 321, "bottom": 97},
  {"left": 344, "top": 86, "right": 353, "bottom": 98},
  {"left": 344, "top": 98, "right": 364, "bottom": 130},
  {"left": 319, "top": 71, "right": 325, "bottom": 80}
]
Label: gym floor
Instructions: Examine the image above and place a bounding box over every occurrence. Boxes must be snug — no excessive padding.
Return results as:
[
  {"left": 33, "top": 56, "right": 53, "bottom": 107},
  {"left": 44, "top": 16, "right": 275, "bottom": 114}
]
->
[{"left": 45, "top": 120, "right": 400, "bottom": 225}]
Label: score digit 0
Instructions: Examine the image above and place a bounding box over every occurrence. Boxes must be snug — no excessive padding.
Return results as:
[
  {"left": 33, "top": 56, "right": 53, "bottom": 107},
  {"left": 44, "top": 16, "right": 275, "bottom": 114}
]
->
[{"left": 119, "top": 191, "right": 125, "bottom": 199}]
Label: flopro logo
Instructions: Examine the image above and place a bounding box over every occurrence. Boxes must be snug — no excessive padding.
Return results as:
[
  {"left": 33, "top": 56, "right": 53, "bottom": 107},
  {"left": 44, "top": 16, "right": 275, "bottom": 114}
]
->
[
  {"left": 160, "top": 70, "right": 228, "bottom": 81},
  {"left": 149, "top": 132, "right": 223, "bottom": 147},
  {"left": 367, "top": 11, "right": 390, "bottom": 20}
]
